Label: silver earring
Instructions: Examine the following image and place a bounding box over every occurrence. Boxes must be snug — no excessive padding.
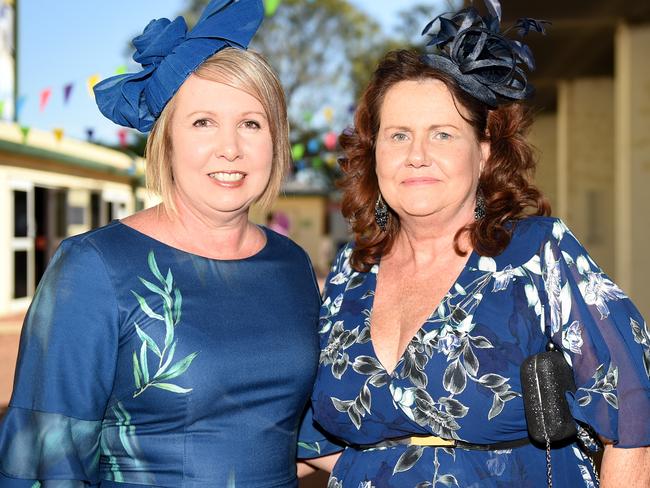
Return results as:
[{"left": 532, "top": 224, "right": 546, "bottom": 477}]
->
[
  {"left": 474, "top": 189, "right": 486, "bottom": 221},
  {"left": 374, "top": 193, "right": 389, "bottom": 231}
]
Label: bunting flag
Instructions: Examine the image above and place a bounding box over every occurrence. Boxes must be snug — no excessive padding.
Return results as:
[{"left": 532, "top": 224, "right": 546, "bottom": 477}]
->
[
  {"left": 307, "top": 138, "right": 320, "bottom": 154},
  {"left": 52, "top": 128, "right": 64, "bottom": 142},
  {"left": 0, "top": 100, "right": 4, "bottom": 118},
  {"left": 115, "top": 65, "right": 128, "bottom": 75},
  {"left": 85, "top": 128, "right": 95, "bottom": 142},
  {"left": 291, "top": 143, "right": 305, "bottom": 160},
  {"left": 16, "top": 95, "right": 26, "bottom": 117},
  {"left": 63, "top": 83, "right": 74, "bottom": 104},
  {"left": 264, "top": 0, "right": 281, "bottom": 17},
  {"left": 20, "top": 125, "right": 30, "bottom": 143},
  {"left": 323, "top": 106, "right": 334, "bottom": 124},
  {"left": 311, "top": 156, "right": 323, "bottom": 169},
  {"left": 39, "top": 88, "right": 52, "bottom": 112},
  {"left": 87, "top": 74, "right": 101, "bottom": 97},
  {"left": 117, "top": 128, "right": 129, "bottom": 148},
  {"left": 323, "top": 131, "right": 338, "bottom": 151},
  {"left": 302, "top": 111, "right": 313, "bottom": 124}
]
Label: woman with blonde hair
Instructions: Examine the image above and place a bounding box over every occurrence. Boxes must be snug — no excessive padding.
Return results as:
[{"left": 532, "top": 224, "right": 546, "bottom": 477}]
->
[{"left": 0, "top": 1, "right": 334, "bottom": 486}]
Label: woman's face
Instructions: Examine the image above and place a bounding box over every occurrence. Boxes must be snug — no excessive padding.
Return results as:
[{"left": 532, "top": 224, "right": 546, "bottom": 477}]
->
[
  {"left": 169, "top": 74, "right": 273, "bottom": 220},
  {"left": 375, "top": 79, "right": 489, "bottom": 225}
]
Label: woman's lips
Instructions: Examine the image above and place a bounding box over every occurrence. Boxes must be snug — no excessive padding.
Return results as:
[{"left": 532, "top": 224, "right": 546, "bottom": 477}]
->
[
  {"left": 208, "top": 171, "right": 247, "bottom": 188},
  {"left": 401, "top": 177, "right": 441, "bottom": 185}
]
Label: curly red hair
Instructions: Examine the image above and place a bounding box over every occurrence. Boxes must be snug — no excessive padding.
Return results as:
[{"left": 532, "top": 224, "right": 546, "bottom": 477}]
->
[{"left": 339, "top": 50, "right": 550, "bottom": 272}]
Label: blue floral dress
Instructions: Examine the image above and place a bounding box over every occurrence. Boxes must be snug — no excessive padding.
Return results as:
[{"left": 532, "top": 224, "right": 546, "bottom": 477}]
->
[
  {"left": 309, "top": 217, "right": 650, "bottom": 487},
  {"left": 0, "top": 221, "right": 323, "bottom": 487}
]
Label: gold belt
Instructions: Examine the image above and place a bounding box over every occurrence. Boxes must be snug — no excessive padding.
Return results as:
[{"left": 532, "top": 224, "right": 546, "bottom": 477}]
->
[{"left": 353, "top": 435, "right": 530, "bottom": 451}]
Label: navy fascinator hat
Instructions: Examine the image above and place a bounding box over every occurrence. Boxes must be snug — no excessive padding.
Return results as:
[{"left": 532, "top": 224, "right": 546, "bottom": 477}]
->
[
  {"left": 94, "top": 0, "right": 264, "bottom": 132},
  {"left": 420, "top": 0, "right": 549, "bottom": 107}
]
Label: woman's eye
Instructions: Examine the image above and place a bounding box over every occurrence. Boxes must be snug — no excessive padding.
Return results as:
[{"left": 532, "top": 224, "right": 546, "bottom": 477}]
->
[
  {"left": 243, "top": 120, "right": 261, "bottom": 130},
  {"left": 391, "top": 132, "right": 408, "bottom": 142},
  {"left": 435, "top": 131, "right": 452, "bottom": 140},
  {"left": 193, "top": 119, "right": 210, "bottom": 128}
]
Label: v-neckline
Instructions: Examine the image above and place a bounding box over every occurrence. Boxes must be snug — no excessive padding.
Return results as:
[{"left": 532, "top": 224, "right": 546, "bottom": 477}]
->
[{"left": 366, "top": 249, "right": 479, "bottom": 376}]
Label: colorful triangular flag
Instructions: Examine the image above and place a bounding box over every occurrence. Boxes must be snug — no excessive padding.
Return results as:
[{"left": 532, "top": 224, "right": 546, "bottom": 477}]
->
[
  {"left": 87, "top": 74, "right": 101, "bottom": 97},
  {"left": 20, "top": 125, "right": 30, "bottom": 143},
  {"left": 39, "top": 88, "right": 52, "bottom": 112},
  {"left": 63, "top": 83, "right": 74, "bottom": 104}
]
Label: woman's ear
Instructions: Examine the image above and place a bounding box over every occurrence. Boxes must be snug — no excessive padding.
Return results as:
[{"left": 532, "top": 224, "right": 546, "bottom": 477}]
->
[{"left": 479, "top": 141, "right": 491, "bottom": 175}]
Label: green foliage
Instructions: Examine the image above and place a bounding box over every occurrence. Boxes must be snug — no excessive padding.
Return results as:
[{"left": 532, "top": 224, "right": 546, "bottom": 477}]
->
[{"left": 183, "top": 0, "right": 383, "bottom": 127}]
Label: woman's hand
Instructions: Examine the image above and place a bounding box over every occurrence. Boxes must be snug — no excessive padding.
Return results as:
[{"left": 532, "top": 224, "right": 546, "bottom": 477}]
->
[{"left": 600, "top": 443, "right": 650, "bottom": 487}]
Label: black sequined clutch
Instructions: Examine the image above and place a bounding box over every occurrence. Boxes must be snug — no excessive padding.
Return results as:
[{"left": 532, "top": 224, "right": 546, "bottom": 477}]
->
[{"left": 520, "top": 342, "right": 577, "bottom": 444}]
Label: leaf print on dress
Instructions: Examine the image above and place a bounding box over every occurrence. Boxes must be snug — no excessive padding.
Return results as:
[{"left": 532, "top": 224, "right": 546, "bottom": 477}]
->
[
  {"left": 630, "top": 318, "right": 650, "bottom": 378},
  {"left": 320, "top": 321, "right": 360, "bottom": 380},
  {"left": 577, "top": 362, "right": 619, "bottom": 409},
  {"left": 101, "top": 401, "right": 153, "bottom": 484},
  {"left": 562, "top": 320, "right": 584, "bottom": 354},
  {"left": 543, "top": 241, "right": 572, "bottom": 335},
  {"left": 131, "top": 250, "right": 199, "bottom": 398},
  {"left": 576, "top": 263, "right": 627, "bottom": 319},
  {"left": 331, "top": 354, "right": 388, "bottom": 429}
]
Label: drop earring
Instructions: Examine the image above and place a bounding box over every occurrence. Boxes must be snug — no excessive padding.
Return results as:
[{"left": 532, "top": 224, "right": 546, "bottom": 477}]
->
[
  {"left": 474, "top": 189, "right": 486, "bottom": 221},
  {"left": 374, "top": 193, "right": 389, "bottom": 231}
]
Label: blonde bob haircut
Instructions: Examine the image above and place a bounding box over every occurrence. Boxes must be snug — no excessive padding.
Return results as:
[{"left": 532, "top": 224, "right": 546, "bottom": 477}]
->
[{"left": 145, "top": 47, "right": 290, "bottom": 214}]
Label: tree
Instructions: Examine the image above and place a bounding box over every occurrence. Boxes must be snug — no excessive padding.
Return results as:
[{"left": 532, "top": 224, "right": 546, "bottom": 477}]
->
[{"left": 182, "top": 0, "right": 383, "bottom": 129}]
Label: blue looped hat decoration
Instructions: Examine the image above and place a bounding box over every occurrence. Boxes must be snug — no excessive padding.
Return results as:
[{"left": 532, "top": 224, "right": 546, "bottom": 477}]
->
[
  {"left": 420, "top": 0, "right": 549, "bottom": 107},
  {"left": 94, "top": 0, "right": 264, "bottom": 132}
]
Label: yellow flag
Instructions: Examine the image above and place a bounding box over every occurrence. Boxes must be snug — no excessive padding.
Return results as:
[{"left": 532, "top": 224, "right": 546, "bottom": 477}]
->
[
  {"left": 87, "top": 74, "right": 101, "bottom": 97},
  {"left": 53, "top": 128, "right": 64, "bottom": 142},
  {"left": 323, "top": 106, "right": 334, "bottom": 123}
]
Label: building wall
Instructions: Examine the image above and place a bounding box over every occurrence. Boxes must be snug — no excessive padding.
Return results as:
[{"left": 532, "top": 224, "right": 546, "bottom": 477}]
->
[
  {"left": 0, "top": 164, "right": 135, "bottom": 315},
  {"left": 615, "top": 23, "right": 650, "bottom": 318},
  {"left": 250, "top": 194, "right": 329, "bottom": 275},
  {"left": 529, "top": 113, "right": 558, "bottom": 210},
  {"left": 556, "top": 78, "right": 616, "bottom": 278}
]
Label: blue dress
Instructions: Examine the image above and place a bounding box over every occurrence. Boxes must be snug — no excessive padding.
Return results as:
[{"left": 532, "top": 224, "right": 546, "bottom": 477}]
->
[
  {"left": 310, "top": 217, "right": 650, "bottom": 487},
  {"left": 0, "top": 221, "right": 322, "bottom": 487}
]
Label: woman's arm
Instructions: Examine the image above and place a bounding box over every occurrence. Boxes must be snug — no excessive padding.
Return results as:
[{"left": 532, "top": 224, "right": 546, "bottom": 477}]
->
[
  {"left": 297, "top": 452, "right": 342, "bottom": 477},
  {"left": 600, "top": 444, "right": 650, "bottom": 487}
]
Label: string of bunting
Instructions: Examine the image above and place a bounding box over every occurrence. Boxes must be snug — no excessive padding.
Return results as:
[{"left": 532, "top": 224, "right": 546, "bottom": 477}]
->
[
  {"left": 0, "top": 64, "right": 131, "bottom": 147},
  {"left": 0, "top": 1, "right": 286, "bottom": 147}
]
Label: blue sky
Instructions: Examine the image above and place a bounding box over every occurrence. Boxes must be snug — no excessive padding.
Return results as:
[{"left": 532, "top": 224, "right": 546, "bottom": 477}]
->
[{"left": 14, "top": 0, "right": 442, "bottom": 145}]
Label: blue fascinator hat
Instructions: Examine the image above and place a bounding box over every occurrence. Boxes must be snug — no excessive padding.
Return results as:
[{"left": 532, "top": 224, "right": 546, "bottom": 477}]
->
[
  {"left": 421, "top": 0, "right": 548, "bottom": 107},
  {"left": 94, "top": 0, "right": 264, "bottom": 132}
]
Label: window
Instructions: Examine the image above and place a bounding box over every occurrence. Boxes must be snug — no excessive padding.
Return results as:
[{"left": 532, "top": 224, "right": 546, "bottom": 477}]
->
[
  {"left": 13, "top": 250, "right": 28, "bottom": 299},
  {"left": 13, "top": 190, "right": 28, "bottom": 237}
]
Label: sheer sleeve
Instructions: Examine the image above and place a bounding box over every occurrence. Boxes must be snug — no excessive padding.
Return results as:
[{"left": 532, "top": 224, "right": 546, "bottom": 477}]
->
[
  {"left": 297, "top": 245, "right": 349, "bottom": 459},
  {"left": 297, "top": 403, "right": 345, "bottom": 459},
  {"left": 540, "top": 220, "right": 650, "bottom": 447},
  {"left": 0, "top": 239, "right": 120, "bottom": 486}
]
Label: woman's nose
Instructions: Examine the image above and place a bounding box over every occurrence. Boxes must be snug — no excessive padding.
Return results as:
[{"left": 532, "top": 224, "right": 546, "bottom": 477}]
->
[
  {"left": 216, "top": 128, "right": 242, "bottom": 162},
  {"left": 406, "top": 137, "right": 431, "bottom": 168}
]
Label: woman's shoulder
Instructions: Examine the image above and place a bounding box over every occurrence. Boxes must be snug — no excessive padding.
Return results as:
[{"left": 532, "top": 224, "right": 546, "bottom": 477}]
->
[
  {"left": 264, "top": 225, "right": 308, "bottom": 256},
  {"left": 58, "top": 220, "right": 126, "bottom": 253},
  {"left": 484, "top": 216, "right": 566, "bottom": 269}
]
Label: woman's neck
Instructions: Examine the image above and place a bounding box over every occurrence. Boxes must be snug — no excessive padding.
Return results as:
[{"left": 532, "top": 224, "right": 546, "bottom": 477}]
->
[{"left": 391, "top": 209, "right": 474, "bottom": 269}]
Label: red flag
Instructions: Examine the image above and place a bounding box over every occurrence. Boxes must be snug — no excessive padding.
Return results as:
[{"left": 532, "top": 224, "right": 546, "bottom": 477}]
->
[
  {"left": 39, "top": 88, "right": 52, "bottom": 112},
  {"left": 118, "top": 128, "right": 129, "bottom": 148}
]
